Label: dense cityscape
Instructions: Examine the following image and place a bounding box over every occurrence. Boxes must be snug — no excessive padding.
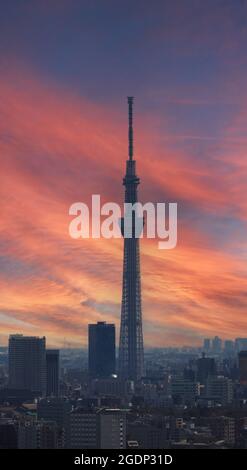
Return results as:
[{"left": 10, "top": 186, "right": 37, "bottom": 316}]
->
[
  {"left": 1, "top": 1, "right": 247, "bottom": 463},
  {"left": 0, "top": 332, "right": 247, "bottom": 449},
  {"left": 1, "top": 96, "right": 247, "bottom": 452}
]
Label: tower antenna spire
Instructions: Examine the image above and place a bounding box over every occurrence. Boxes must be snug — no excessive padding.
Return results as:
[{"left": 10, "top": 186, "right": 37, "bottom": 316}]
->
[
  {"left": 119, "top": 97, "right": 144, "bottom": 382},
  {"left": 128, "top": 96, "right": 134, "bottom": 161}
]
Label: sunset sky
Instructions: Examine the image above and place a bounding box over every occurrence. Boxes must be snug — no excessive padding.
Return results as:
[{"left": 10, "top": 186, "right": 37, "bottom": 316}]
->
[{"left": 1, "top": 0, "right": 247, "bottom": 348}]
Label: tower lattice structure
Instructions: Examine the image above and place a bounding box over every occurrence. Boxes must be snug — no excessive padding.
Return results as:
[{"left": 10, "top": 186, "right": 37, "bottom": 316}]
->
[{"left": 118, "top": 97, "right": 145, "bottom": 381}]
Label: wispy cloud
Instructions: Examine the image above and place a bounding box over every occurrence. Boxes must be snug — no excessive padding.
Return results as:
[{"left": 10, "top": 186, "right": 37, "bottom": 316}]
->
[{"left": 0, "top": 56, "right": 247, "bottom": 347}]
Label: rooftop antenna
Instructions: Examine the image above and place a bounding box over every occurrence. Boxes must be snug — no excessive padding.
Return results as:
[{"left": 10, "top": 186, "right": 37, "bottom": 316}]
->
[{"left": 128, "top": 96, "right": 134, "bottom": 161}]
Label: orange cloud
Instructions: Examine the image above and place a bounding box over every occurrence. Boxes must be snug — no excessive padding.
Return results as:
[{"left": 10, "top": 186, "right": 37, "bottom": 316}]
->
[{"left": 1, "top": 62, "right": 247, "bottom": 348}]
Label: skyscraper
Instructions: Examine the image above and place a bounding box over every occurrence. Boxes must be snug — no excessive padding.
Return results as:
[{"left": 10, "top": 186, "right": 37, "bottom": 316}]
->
[
  {"left": 8, "top": 335, "right": 46, "bottom": 395},
  {"left": 203, "top": 338, "right": 211, "bottom": 353},
  {"left": 235, "top": 337, "right": 247, "bottom": 352},
  {"left": 212, "top": 336, "right": 222, "bottom": 354},
  {"left": 118, "top": 97, "right": 145, "bottom": 381},
  {"left": 46, "top": 349, "right": 60, "bottom": 397},
  {"left": 88, "top": 322, "right": 116, "bottom": 378},
  {"left": 196, "top": 354, "right": 216, "bottom": 384},
  {"left": 224, "top": 340, "right": 234, "bottom": 355},
  {"left": 238, "top": 350, "right": 247, "bottom": 385}
]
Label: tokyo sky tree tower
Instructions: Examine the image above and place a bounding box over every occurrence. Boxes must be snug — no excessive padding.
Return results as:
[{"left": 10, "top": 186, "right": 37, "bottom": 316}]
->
[{"left": 118, "top": 97, "right": 145, "bottom": 382}]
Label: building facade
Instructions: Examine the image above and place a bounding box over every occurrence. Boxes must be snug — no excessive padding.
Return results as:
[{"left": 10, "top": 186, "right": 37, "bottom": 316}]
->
[
  {"left": 46, "top": 349, "right": 60, "bottom": 397},
  {"left": 8, "top": 335, "right": 46, "bottom": 396},
  {"left": 88, "top": 322, "right": 115, "bottom": 379},
  {"left": 238, "top": 351, "right": 247, "bottom": 385}
]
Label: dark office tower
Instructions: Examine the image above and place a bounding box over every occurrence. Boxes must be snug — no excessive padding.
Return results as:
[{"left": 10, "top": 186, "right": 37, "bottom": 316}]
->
[
  {"left": 118, "top": 97, "right": 145, "bottom": 381},
  {"left": 46, "top": 350, "right": 60, "bottom": 397},
  {"left": 238, "top": 351, "right": 247, "bottom": 385},
  {"left": 8, "top": 335, "right": 46, "bottom": 396},
  {"left": 197, "top": 353, "right": 216, "bottom": 384},
  {"left": 0, "top": 424, "right": 18, "bottom": 449},
  {"left": 88, "top": 322, "right": 116, "bottom": 378}
]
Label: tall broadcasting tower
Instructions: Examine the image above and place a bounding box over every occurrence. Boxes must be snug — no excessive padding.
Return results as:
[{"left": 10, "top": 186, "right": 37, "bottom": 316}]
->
[{"left": 118, "top": 97, "right": 145, "bottom": 381}]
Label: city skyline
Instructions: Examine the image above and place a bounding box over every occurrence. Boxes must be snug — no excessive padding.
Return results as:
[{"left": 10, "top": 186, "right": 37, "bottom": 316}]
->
[
  {"left": 2, "top": 328, "right": 246, "bottom": 450},
  {"left": 1, "top": 1, "right": 247, "bottom": 348},
  {"left": 2, "top": 332, "right": 246, "bottom": 351}
]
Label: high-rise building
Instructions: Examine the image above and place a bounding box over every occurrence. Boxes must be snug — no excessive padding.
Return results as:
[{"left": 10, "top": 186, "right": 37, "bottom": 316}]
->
[
  {"left": 235, "top": 338, "right": 247, "bottom": 353},
  {"left": 212, "top": 336, "right": 222, "bottom": 354},
  {"left": 46, "top": 349, "right": 60, "bottom": 397},
  {"left": 203, "top": 338, "right": 211, "bottom": 353},
  {"left": 197, "top": 354, "right": 216, "bottom": 384},
  {"left": 8, "top": 335, "right": 46, "bottom": 396},
  {"left": 88, "top": 322, "right": 116, "bottom": 378},
  {"left": 205, "top": 376, "right": 233, "bottom": 405},
  {"left": 224, "top": 340, "right": 234, "bottom": 355},
  {"left": 66, "top": 408, "right": 126, "bottom": 449},
  {"left": 119, "top": 97, "right": 145, "bottom": 381},
  {"left": 238, "top": 351, "right": 247, "bottom": 385}
]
